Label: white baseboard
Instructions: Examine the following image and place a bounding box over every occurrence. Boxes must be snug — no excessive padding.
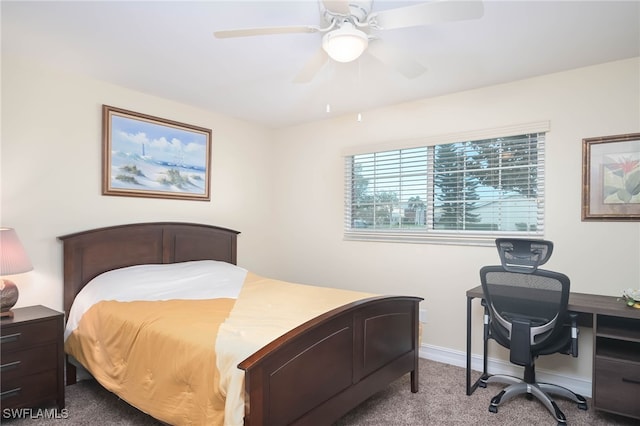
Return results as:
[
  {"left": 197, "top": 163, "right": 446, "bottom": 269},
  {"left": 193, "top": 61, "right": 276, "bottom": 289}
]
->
[{"left": 418, "top": 343, "right": 592, "bottom": 398}]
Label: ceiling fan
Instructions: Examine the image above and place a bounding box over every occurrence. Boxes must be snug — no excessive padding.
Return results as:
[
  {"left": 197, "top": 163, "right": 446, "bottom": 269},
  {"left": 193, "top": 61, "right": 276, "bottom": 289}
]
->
[{"left": 214, "top": 0, "right": 484, "bottom": 83}]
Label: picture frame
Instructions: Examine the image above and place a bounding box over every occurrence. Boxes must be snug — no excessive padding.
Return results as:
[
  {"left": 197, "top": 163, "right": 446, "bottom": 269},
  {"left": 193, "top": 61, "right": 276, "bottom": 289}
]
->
[
  {"left": 582, "top": 132, "right": 640, "bottom": 221},
  {"left": 102, "top": 105, "right": 211, "bottom": 201}
]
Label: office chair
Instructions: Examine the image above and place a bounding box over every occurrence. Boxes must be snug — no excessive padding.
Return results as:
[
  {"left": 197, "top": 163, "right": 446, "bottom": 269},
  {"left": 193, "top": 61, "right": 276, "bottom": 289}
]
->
[{"left": 479, "top": 238, "right": 587, "bottom": 425}]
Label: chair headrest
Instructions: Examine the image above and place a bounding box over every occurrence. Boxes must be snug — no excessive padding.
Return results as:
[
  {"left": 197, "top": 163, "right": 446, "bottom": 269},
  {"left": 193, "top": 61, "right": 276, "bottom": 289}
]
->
[{"left": 495, "top": 238, "right": 553, "bottom": 274}]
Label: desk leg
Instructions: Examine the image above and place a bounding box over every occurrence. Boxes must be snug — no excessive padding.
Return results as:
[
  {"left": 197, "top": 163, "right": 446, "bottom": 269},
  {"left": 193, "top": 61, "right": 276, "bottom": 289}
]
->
[
  {"left": 482, "top": 300, "right": 488, "bottom": 378},
  {"left": 467, "top": 295, "right": 489, "bottom": 396},
  {"left": 466, "top": 295, "right": 473, "bottom": 395}
]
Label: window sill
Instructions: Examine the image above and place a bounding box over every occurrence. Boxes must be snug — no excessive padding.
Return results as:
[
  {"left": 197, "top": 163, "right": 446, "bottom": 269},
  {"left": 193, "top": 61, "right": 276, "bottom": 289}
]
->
[{"left": 343, "top": 231, "right": 544, "bottom": 247}]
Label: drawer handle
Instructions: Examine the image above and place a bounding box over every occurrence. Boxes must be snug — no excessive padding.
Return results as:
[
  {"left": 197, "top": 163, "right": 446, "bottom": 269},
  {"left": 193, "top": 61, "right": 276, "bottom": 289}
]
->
[
  {"left": 622, "top": 377, "right": 640, "bottom": 385},
  {"left": 0, "top": 361, "right": 21, "bottom": 372},
  {"left": 0, "top": 387, "right": 21, "bottom": 400},
  {"left": 0, "top": 333, "right": 21, "bottom": 344}
]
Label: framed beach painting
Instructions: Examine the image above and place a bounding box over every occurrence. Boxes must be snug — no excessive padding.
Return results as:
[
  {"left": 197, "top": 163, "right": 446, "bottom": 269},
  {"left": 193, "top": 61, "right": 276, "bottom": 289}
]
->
[
  {"left": 102, "top": 105, "right": 211, "bottom": 201},
  {"left": 582, "top": 132, "right": 640, "bottom": 221}
]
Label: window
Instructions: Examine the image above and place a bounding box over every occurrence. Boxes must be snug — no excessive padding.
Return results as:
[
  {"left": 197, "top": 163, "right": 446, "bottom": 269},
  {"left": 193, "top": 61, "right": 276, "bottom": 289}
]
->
[{"left": 344, "top": 124, "right": 547, "bottom": 245}]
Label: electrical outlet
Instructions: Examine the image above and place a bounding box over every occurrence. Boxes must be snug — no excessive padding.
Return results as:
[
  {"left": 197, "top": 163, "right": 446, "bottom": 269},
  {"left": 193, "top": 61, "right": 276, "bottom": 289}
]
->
[{"left": 419, "top": 309, "right": 427, "bottom": 323}]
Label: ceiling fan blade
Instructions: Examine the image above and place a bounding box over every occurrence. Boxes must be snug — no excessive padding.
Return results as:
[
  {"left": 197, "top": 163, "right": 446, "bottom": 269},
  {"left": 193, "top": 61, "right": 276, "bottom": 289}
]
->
[
  {"left": 293, "top": 47, "right": 329, "bottom": 83},
  {"left": 321, "top": 0, "right": 351, "bottom": 16},
  {"left": 369, "top": 0, "right": 484, "bottom": 30},
  {"left": 367, "top": 40, "right": 426, "bottom": 79},
  {"left": 214, "top": 25, "right": 320, "bottom": 39}
]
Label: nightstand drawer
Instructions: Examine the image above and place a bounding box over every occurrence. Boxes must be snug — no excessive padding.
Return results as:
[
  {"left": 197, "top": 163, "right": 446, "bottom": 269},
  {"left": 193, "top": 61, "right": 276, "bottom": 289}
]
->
[
  {"left": 0, "top": 306, "right": 64, "bottom": 410},
  {"left": 594, "top": 357, "right": 640, "bottom": 418},
  {"left": 1, "top": 343, "right": 58, "bottom": 382},
  {"left": 1, "top": 320, "right": 59, "bottom": 352},
  {"left": 0, "top": 369, "right": 58, "bottom": 409}
]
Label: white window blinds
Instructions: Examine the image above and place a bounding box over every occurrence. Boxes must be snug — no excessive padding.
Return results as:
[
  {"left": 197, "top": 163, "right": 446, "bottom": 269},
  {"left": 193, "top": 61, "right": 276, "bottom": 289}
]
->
[{"left": 344, "top": 128, "right": 546, "bottom": 245}]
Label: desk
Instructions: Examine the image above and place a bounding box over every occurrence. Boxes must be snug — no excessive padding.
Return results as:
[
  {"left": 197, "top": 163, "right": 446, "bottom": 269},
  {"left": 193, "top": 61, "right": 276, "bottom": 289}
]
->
[{"left": 466, "top": 285, "right": 640, "bottom": 420}]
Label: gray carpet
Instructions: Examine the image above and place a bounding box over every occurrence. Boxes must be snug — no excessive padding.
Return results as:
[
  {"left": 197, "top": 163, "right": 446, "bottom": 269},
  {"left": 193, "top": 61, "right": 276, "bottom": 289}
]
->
[{"left": 2, "top": 359, "right": 637, "bottom": 425}]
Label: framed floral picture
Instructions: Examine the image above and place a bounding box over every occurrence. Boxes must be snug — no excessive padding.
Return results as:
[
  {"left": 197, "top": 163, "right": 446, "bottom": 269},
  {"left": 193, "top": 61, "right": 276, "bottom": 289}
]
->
[
  {"left": 582, "top": 132, "right": 640, "bottom": 221},
  {"left": 102, "top": 105, "right": 211, "bottom": 201}
]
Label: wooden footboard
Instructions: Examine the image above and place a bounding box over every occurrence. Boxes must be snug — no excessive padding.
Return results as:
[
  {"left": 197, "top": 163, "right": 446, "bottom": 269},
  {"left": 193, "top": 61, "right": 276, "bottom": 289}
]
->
[{"left": 239, "top": 295, "right": 422, "bottom": 426}]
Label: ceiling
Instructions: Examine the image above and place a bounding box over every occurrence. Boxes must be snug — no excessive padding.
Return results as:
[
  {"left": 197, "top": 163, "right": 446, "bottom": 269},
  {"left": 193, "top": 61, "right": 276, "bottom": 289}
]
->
[{"left": 2, "top": 1, "right": 639, "bottom": 129}]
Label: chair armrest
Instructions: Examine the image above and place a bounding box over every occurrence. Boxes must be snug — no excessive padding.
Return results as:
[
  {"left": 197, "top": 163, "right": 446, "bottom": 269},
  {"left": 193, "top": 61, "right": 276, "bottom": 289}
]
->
[
  {"left": 481, "top": 299, "right": 489, "bottom": 341},
  {"left": 569, "top": 312, "right": 578, "bottom": 357}
]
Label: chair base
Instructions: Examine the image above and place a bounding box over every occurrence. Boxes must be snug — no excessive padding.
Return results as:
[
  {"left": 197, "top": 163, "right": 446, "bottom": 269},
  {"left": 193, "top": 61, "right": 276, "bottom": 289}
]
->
[{"left": 480, "top": 374, "right": 588, "bottom": 425}]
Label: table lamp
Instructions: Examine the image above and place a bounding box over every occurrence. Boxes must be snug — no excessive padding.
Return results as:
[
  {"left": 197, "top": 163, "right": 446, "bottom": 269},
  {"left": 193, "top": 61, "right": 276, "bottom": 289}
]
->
[{"left": 0, "top": 228, "right": 33, "bottom": 318}]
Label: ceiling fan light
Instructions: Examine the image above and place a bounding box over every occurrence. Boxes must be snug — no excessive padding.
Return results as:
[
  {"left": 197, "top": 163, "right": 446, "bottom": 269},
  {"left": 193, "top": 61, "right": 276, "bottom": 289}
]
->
[{"left": 322, "top": 23, "right": 368, "bottom": 63}]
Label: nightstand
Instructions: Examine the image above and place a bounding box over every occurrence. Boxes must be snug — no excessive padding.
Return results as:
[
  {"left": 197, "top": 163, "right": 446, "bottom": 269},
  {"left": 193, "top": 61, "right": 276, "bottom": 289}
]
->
[{"left": 0, "top": 305, "right": 65, "bottom": 409}]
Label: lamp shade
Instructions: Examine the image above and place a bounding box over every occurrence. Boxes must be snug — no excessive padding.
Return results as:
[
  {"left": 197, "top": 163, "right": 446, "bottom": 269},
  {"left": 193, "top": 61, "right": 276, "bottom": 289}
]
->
[
  {"left": 0, "top": 228, "right": 33, "bottom": 275},
  {"left": 322, "top": 22, "right": 369, "bottom": 63}
]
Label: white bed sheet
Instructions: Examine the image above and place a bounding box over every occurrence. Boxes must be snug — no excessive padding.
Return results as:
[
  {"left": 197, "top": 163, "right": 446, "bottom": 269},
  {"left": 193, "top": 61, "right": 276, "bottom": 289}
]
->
[{"left": 64, "top": 260, "right": 247, "bottom": 340}]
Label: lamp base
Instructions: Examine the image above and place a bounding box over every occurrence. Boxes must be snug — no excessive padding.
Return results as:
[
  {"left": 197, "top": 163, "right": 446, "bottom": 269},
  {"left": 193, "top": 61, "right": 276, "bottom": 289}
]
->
[
  {"left": 0, "top": 278, "right": 19, "bottom": 318},
  {"left": 0, "top": 310, "right": 14, "bottom": 318}
]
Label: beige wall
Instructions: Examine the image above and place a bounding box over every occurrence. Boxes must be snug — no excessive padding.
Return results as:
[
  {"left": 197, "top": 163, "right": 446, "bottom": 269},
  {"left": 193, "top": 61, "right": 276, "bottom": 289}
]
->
[
  {"left": 1, "top": 55, "right": 278, "bottom": 311},
  {"left": 2, "top": 53, "right": 639, "bottom": 383},
  {"left": 271, "top": 57, "right": 640, "bottom": 379}
]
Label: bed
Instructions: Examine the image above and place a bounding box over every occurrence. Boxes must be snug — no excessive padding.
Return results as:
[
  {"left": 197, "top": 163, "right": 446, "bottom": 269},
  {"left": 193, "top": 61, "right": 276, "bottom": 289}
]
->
[{"left": 59, "top": 222, "right": 422, "bottom": 425}]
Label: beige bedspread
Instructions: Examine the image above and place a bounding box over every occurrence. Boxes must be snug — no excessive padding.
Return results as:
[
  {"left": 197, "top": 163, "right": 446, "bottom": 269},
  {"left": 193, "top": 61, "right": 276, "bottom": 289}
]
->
[
  {"left": 65, "top": 272, "right": 375, "bottom": 426},
  {"left": 216, "top": 272, "right": 376, "bottom": 425},
  {"left": 65, "top": 298, "right": 235, "bottom": 425}
]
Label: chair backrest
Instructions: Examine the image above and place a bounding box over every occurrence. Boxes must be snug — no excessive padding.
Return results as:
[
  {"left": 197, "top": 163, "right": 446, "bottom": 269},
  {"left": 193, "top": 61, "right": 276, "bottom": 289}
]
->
[{"left": 480, "top": 265, "right": 571, "bottom": 357}]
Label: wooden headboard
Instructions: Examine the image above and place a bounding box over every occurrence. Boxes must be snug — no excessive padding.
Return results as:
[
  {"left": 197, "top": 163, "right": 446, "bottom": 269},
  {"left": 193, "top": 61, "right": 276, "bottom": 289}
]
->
[{"left": 58, "top": 222, "right": 240, "bottom": 320}]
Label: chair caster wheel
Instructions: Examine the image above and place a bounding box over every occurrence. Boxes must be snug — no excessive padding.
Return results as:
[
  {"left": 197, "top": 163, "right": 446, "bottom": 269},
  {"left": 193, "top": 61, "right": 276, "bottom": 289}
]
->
[
  {"left": 578, "top": 402, "right": 588, "bottom": 410},
  {"left": 488, "top": 405, "right": 498, "bottom": 413}
]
